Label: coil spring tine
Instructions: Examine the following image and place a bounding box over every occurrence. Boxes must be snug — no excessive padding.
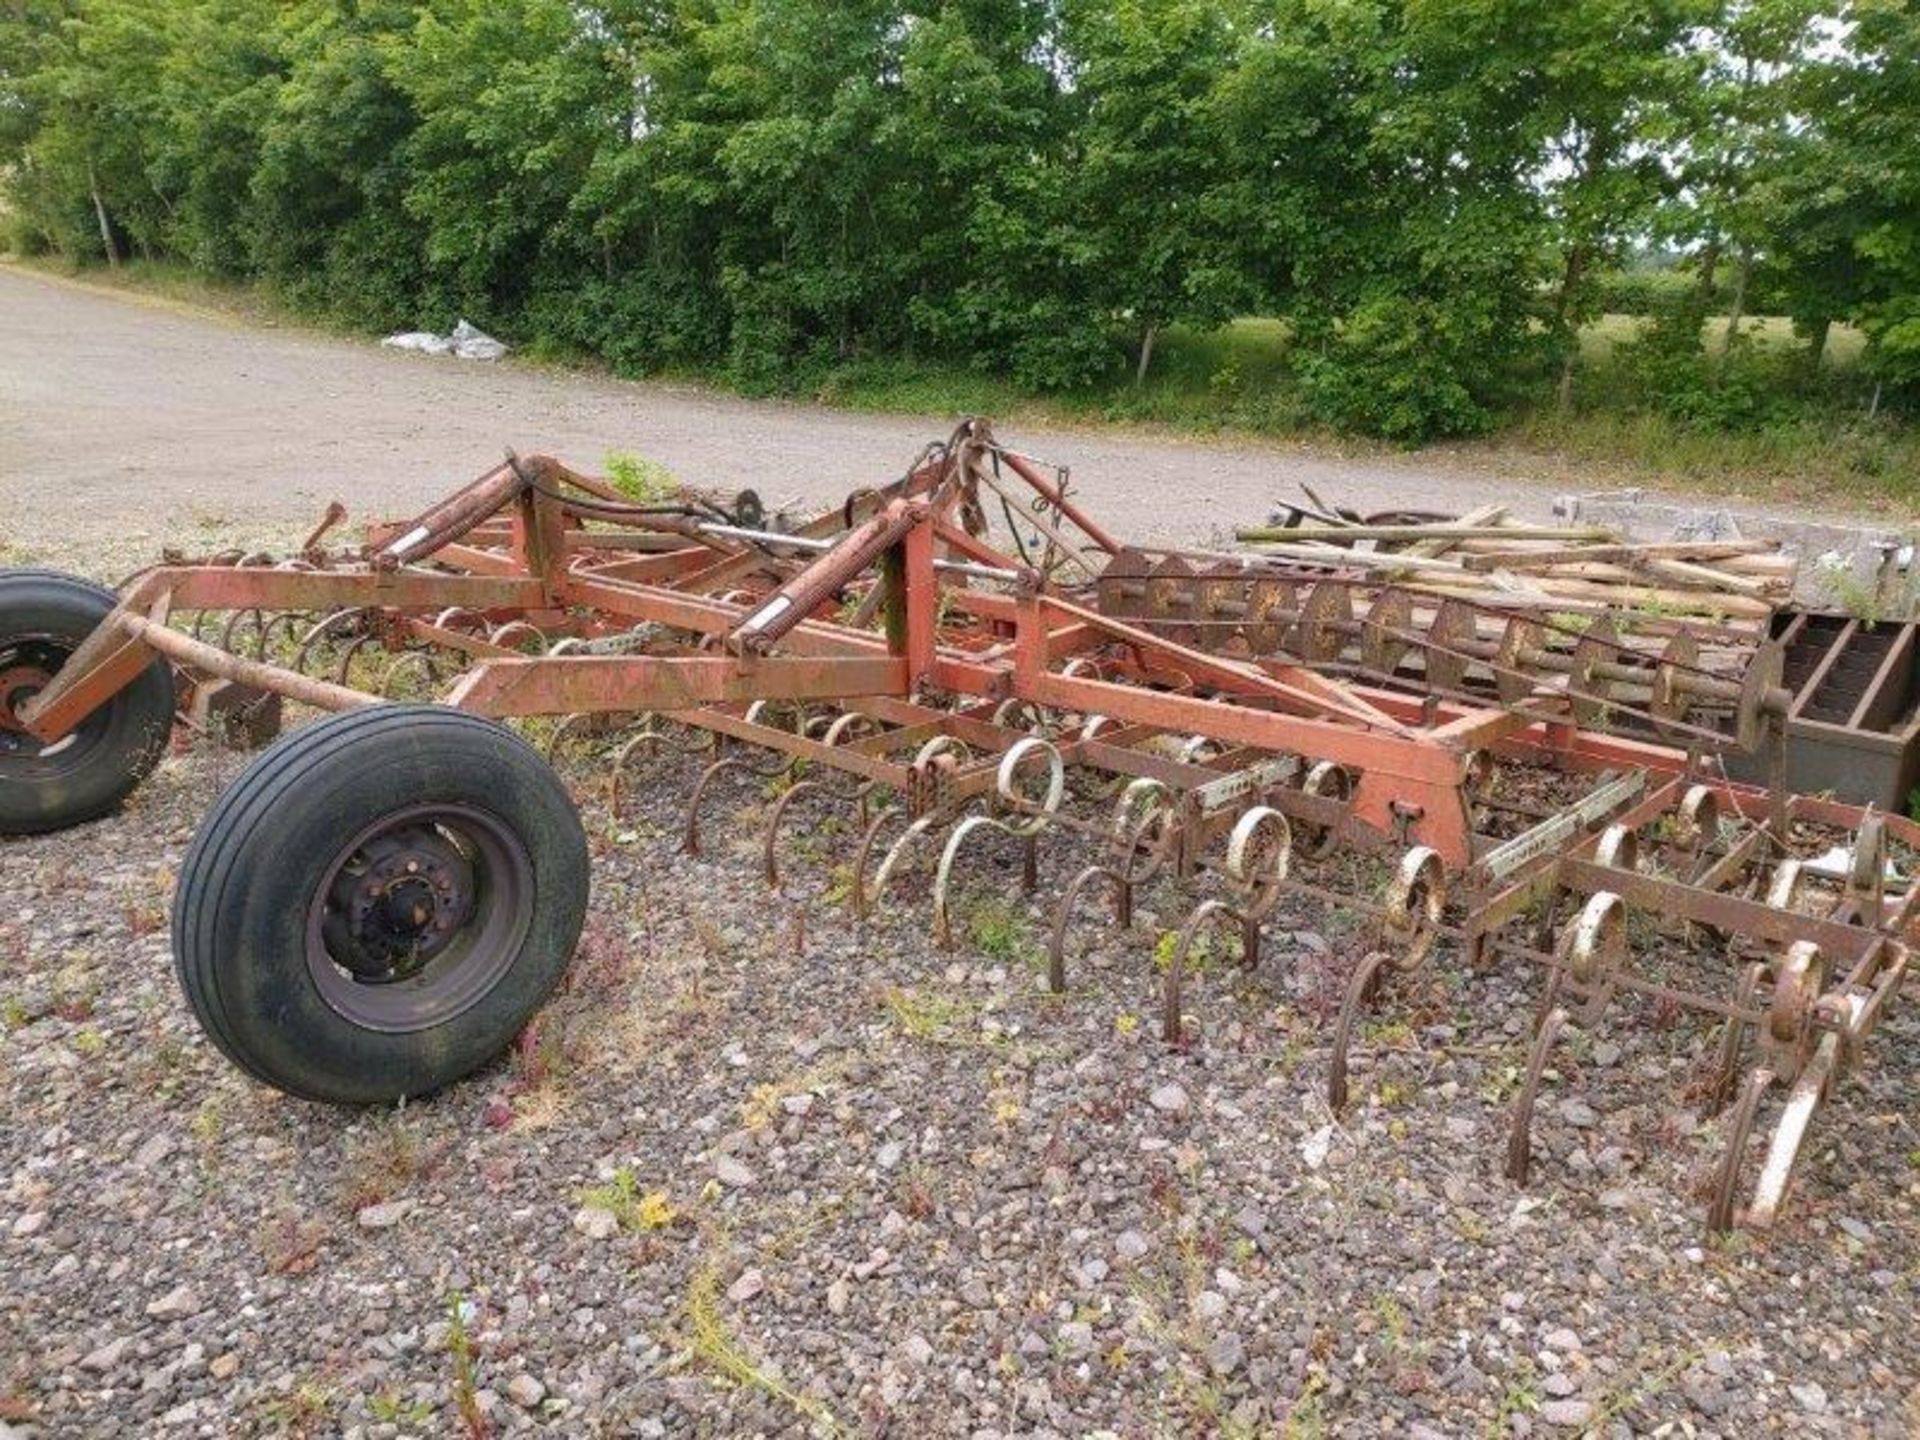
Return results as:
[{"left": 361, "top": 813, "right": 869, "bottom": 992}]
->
[
  {"left": 684, "top": 756, "right": 755, "bottom": 856},
  {"left": 1328, "top": 951, "right": 1394, "bottom": 1113},
  {"left": 763, "top": 778, "right": 823, "bottom": 888},
  {"left": 931, "top": 739, "right": 1065, "bottom": 947},
  {"left": 1505, "top": 986, "right": 1569, "bottom": 1187},
  {"left": 607, "top": 725, "right": 665, "bottom": 818},
  {"left": 335, "top": 632, "right": 376, "bottom": 687},
  {"left": 1703, "top": 962, "right": 1766, "bottom": 1117},
  {"left": 1048, "top": 863, "right": 1122, "bottom": 996},
  {"left": 860, "top": 809, "right": 945, "bottom": 922},
  {"left": 1705, "top": 1067, "right": 1775, "bottom": 1234},
  {"left": 1162, "top": 898, "right": 1230, "bottom": 1045},
  {"left": 293, "top": 608, "right": 370, "bottom": 676}
]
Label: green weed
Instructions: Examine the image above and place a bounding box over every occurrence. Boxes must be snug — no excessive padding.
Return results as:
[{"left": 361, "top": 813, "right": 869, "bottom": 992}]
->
[
  {"left": 577, "top": 1167, "right": 679, "bottom": 1233},
  {"left": 602, "top": 451, "right": 677, "bottom": 503}
]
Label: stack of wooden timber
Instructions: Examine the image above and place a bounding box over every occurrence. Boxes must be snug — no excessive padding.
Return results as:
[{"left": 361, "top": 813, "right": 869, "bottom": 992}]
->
[{"left": 1235, "top": 500, "right": 1797, "bottom": 631}]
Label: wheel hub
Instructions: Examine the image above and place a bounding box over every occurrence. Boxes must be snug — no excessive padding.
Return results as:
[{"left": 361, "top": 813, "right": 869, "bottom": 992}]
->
[
  {"left": 322, "top": 827, "right": 476, "bottom": 981},
  {"left": 0, "top": 659, "right": 54, "bottom": 740}
]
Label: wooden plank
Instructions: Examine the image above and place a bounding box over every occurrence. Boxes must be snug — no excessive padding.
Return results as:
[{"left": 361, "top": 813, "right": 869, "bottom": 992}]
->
[
  {"left": 1461, "top": 540, "right": 1777, "bottom": 572},
  {"left": 1405, "top": 503, "right": 1505, "bottom": 559},
  {"left": 1235, "top": 523, "right": 1616, "bottom": 545}
]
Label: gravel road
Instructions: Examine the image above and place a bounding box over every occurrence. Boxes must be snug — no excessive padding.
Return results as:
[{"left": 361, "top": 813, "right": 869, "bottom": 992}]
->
[
  {"left": 3, "top": 263, "right": 1919, "bottom": 1437},
  {"left": 4, "top": 264, "right": 1605, "bottom": 575},
  {"left": 5, "top": 745, "right": 1918, "bottom": 1437}
]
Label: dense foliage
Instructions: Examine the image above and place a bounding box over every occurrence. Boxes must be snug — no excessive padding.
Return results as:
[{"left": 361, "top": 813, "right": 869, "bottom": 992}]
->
[{"left": 4, "top": 0, "right": 1917, "bottom": 442}]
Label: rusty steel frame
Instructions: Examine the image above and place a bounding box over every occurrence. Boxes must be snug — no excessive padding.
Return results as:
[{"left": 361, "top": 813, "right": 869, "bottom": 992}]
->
[{"left": 11, "top": 418, "right": 1916, "bottom": 1237}]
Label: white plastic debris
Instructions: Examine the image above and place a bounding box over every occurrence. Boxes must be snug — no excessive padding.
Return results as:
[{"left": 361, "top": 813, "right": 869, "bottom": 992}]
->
[
  {"left": 381, "top": 318, "right": 508, "bottom": 361},
  {"left": 381, "top": 329, "right": 451, "bottom": 354},
  {"left": 1299, "top": 1124, "right": 1333, "bottom": 1171},
  {"left": 447, "top": 319, "right": 507, "bottom": 360}
]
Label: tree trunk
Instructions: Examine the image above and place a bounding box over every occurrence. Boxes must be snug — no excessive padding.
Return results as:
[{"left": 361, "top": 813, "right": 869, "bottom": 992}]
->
[
  {"left": 87, "top": 160, "right": 121, "bottom": 268},
  {"left": 1804, "top": 316, "right": 1831, "bottom": 380},
  {"left": 1713, "top": 246, "right": 1752, "bottom": 383},
  {"left": 1134, "top": 322, "right": 1159, "bottom": 387},
  {"left": 1551, "top": 244, "right": 1586, "bottom": 330},
  {"left": 1696, "top": 236, "right": 1721, "bottom": 298},
  {"left": 1552, "top": 243, "right": 1587, "bottom": 414}
]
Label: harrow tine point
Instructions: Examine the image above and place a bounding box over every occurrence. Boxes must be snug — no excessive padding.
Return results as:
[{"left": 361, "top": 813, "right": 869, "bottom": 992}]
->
[
  {"left": 1505, "top": 992, "right": 1570, "bottom": 1188},
  {"left": 1748, "top": 1006, "right": 1854, "bottom": 1229},
  {"left": 1706, "top": 1066, "right": 1775, "bottom": 1234},
  {"left": 1328, "top": 950, "right": 1393, "bottom": 1113}
]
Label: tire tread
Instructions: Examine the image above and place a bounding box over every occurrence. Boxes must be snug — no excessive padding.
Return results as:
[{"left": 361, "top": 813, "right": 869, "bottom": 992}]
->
[{"left": 172, "top": 705, "right": 586, "bottom": 1102}]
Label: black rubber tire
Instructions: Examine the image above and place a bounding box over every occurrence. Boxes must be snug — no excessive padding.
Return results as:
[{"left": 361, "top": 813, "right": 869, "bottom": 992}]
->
[
  {"left": 171, "top": 705, "right": 590, "bottom": 1104},
  {"left": 0, "top": 569, "right": 175, "bottom": 835}
]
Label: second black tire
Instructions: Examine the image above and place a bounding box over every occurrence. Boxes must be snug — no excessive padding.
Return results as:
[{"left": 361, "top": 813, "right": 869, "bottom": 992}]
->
[
  {"left": 171, "top": 705, "right": 590, "bottom": 1104},
  {"left": 0, "top": 568, "right": 175, "bottom": 835}
]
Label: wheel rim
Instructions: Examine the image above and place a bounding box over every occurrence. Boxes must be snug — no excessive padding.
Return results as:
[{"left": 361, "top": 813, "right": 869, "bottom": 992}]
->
[
  {"left": 0, "top": 634, "right": 115, "bottom": 777},
  {"left": 304, "top": 802, "right": 535, "bottom": 1033}
]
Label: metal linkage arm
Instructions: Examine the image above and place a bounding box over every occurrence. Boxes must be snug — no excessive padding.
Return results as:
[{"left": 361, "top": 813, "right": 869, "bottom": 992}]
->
[{"left": 725, "top": 500, "right": 926, "bottom": 655}]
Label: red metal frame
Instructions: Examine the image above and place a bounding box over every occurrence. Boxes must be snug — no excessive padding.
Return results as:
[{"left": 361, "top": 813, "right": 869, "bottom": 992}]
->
[{"left": 12, "top": 420, "right": 1916, "bottom": 1237}]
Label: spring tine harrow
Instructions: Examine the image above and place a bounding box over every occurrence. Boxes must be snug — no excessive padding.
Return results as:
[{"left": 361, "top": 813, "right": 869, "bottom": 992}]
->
[{"left": 15, "top": 417, "right": 1918, "bottom": 1238}]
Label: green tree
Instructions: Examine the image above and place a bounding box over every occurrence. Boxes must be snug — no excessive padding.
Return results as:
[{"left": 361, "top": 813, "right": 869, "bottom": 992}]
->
[
  {"left": 1223, "top": 0, "right": 1550, "bottom": 440},
  {"left": 1065, "top": 0, "right": 1247, "bottom": 383},
  {"left": 1820, "top": 0, "right": 1920, "bottom": 402},
  {"left": 248, "top": 1, "right": 428, "bottom": 322},
  {"left": 1, "top": 0, "right": 176, "bottom": 262},
  {"left": 1530, "top": 0, "right": 1705, "bottom": 408},
  {"left": 1666, "top": 0, "right": 1825, "bottom": 379},
  {"left": 385, "top": 0, "right": 626, "bottom": 322},
  {"left": 895, "top": 1, "right": 1107, "bottom": 388}
]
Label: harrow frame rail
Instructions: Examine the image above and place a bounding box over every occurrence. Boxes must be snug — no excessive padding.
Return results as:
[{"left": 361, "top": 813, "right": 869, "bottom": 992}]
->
[{"left": 8, "top": 419, "right": 1915, "bottom": 1237}]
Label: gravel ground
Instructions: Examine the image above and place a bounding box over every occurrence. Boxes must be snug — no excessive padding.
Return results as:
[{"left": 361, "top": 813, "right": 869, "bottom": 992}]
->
[
  {"left": 3, "top": 262, "right": 1887, "bottom": 579},
  {"left": 4, "top": 734, "right": 1920, "bottom": 1438},
  {"left": 4, "top": 266, "right": 1920, "bottom": 1437}
]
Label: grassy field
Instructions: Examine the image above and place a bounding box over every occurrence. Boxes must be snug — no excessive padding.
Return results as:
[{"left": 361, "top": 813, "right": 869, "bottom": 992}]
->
[
  {"left": 814, "top": 315, "right": 1916, "bottom": 513},
  {"left": 1575, "top": 312, "right": 1870, "bottom": 365},
  {"left": 19, "top": 258, "right": 1918, "bottom": 515}
]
